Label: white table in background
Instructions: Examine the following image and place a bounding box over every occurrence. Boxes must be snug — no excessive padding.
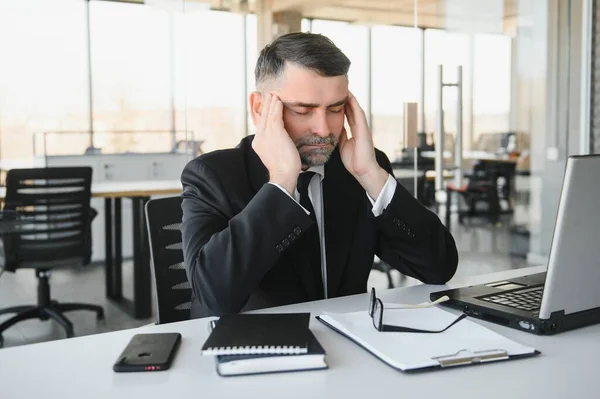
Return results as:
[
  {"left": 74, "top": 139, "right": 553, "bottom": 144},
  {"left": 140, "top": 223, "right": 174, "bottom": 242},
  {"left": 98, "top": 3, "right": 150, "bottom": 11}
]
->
[
  {"left": 0, "top": 180, "right": 183, "bottom": 320},
  {"left": 0, "top": 265, "right": 597, "bottom": 399}
]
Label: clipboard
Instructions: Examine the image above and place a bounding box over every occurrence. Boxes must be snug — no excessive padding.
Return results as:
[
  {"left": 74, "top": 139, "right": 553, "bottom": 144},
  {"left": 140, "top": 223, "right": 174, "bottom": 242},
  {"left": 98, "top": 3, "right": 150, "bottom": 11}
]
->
[{"left": 316, "top": 308, "right": 540, "bottom": 372}]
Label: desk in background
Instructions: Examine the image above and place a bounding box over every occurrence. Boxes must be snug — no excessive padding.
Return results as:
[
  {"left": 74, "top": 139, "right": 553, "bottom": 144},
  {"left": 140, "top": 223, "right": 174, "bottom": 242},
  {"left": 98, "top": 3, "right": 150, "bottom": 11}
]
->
[
  {"left": 0, "top": 266, "right": 597, "bottom": 399},
  {"left": 0, "top": 180, "right": 183, "bottom": 320}
]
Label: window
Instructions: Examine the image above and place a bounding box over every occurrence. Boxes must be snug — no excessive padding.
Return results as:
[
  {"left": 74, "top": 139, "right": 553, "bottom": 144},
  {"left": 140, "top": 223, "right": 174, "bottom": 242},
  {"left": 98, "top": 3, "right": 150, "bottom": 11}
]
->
[
  {"left": 246, "top": 14, "right": 257, "bottom": 136},
  {"left": 0, "top": 0, "right": 88, "bottom": 159},
  {"left": 473, "top": 33, "right": 511, "bottom": 140},
  {"left": 371, "top": 25, "right": 421, "bottom": 160},
  {"left": 90, "top": 0, "right": 173, "bottom": 154},
  {"left": 175, "top": 9, "right": 246, "bottom": 153}
]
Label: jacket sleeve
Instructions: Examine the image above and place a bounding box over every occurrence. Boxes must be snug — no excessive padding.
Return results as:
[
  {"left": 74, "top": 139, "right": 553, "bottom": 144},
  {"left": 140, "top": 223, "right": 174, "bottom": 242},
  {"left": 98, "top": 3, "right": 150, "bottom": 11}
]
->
[
  {"left": 180, "top": 159, "right": 313, "bottom": 316},
  {"left": 373, "top": 152, "right": 459, "bottom": 284}
]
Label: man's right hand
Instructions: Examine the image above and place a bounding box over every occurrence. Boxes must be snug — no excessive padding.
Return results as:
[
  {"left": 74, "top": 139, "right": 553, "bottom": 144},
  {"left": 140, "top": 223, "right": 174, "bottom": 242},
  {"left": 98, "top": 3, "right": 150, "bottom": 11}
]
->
[{"left": 252, "top": 93, "right": 301, "bottom": 195}]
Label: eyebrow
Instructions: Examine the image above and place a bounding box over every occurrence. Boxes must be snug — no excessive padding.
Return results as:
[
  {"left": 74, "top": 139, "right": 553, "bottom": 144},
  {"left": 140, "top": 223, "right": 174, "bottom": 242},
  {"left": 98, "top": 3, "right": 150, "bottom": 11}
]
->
[{"left": 283, "top": 98, "right": 347, "bottom": 109}]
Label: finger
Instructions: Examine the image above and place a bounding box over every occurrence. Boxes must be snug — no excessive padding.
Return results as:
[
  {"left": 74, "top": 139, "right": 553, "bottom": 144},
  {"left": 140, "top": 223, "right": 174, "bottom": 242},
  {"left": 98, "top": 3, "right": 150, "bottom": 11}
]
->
[
  {"left": 347, "top": 93, "right": 369, "bottom": 140},
  {"left": 271, "top": 98, "right": 284, "bottom": 129},
  {"left": 257, "top": 93, "right": 272, "bottom": 135},
  {"left": 344, "top": 103, "right": 355, "bottom": 128},
  {"left": 338, "top": 126, "right": 349, "bottom": 149},
  {"left": 348, "top": 92, "right": 367, "bottom": 122},
  {"left": 269, "top": 93, "right": 279, "bottom": 119},
  {"left": 264, "top": 93, "right": 280, "bottom": 135}
]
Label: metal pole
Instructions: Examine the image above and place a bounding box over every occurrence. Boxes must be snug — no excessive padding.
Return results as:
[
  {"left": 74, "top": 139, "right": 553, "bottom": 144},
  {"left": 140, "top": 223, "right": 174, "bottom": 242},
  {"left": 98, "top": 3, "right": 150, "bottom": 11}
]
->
[
  {"left": 455, "top": 66, "right": 463, "bottom": 189},
  {"left": 435, "top": 65, "right": 444, "bottom": 194},
  {"left": 414, "top": 147, "right": 418, "bottom": 199},
  {"left": 85, "top": 0, "right": 94, "bottom": 149},
  {"left": 419, "top": 28, "right": 426, "bottom": 134}
]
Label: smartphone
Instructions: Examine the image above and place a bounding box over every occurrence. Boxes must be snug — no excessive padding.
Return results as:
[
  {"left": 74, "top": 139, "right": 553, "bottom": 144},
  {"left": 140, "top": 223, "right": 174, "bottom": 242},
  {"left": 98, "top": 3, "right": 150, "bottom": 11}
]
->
[{"left": 113, "top": 333, "right": 181, "bottom": 372}]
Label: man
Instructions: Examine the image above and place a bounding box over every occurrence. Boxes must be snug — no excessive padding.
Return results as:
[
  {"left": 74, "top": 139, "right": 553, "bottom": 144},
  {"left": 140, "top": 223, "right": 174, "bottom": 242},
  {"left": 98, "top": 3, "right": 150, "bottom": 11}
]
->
[{"left": 181, "top": 32, "right": 458, "bottom": 318}]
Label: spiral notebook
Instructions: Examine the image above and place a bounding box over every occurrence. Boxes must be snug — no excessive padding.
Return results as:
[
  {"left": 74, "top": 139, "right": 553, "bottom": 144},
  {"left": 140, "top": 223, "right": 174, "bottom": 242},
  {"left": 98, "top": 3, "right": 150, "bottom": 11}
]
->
[
  {"left": 201, "top": 313, "right": 311, "bottom": 356},
  {"left": 214, "top": 328, "right": 328, "bottom": 377}
]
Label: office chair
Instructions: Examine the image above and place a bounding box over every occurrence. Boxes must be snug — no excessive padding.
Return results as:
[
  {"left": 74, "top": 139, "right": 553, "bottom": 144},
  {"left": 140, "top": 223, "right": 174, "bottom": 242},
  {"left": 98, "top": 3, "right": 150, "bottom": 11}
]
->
[
  {"left": 0, "top": 167, "right": 104, "bottom": 348},
  {"left": 447, "top": 160, "right": 516, "bottom": 225},
  {"left": 145, "top": 196, "right": 191, "bottom": 324}
]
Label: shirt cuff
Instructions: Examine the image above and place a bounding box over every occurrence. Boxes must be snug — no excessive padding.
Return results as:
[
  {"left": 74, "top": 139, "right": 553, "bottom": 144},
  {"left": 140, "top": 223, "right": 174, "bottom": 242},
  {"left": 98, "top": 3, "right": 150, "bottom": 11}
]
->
[
  {"left": 267, "top": 182, "right": 310, "bottom": 215},
  {"left": 367, "top": 174, "right": 397, "bottom": 217}
]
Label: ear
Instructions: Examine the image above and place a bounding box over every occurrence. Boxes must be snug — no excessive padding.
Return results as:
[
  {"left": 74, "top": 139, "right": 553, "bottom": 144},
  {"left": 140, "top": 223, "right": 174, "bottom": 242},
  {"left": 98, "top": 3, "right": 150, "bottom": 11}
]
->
[{"left": 249, "top": 91, "right": 263, "bottom": 126}]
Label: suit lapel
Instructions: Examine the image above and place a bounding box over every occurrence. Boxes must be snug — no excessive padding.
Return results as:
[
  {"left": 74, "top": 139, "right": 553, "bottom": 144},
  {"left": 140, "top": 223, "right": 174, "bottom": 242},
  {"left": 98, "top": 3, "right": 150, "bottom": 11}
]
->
[
  {"left": 323, "top": 149, "right": 363, "bottom": 297},
  {"left": 242, "top": 135, "right": 319, "bottom": 300}
]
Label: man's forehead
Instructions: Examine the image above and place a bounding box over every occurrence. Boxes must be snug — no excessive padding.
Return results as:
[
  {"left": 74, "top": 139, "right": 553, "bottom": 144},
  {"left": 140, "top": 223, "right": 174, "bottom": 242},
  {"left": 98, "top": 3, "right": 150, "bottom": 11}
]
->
[
  {"left": 282, "top": 98, "right": 347, "bottom": 108},
  {"left": 278, "top": 78, "right": 347, "bottom": 104}
]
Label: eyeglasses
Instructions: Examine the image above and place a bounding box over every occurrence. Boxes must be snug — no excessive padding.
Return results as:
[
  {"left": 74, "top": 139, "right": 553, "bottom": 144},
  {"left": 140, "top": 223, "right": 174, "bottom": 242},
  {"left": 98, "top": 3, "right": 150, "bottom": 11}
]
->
[{"left": 368, "top": 288, "right": 467, "bottom": 333}]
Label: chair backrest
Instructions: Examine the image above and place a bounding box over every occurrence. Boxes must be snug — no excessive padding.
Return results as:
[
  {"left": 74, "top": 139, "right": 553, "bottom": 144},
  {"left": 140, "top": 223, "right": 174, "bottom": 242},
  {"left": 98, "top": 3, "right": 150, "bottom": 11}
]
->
[
  {"left": 467, "top": 160, "right": 517, "bottom": 197},
  {"left": 145, "top": 195, "right": 190, "bottom": 324},
  {"left": 2, "top": 167, "right": 94, "bottom": 271}
]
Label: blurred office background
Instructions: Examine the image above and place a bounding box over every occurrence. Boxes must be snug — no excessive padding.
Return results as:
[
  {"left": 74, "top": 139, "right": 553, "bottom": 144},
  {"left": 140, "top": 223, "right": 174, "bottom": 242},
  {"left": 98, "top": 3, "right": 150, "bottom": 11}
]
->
[{"left": 0, "top": 0, "right": 597, "bottom": 347}]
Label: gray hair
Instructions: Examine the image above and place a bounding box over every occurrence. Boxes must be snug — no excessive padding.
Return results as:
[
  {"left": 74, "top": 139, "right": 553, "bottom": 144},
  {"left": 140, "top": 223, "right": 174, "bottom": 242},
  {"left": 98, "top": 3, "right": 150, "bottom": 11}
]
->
[{"left": 254, "top": 32, "right": 351, "bottom": 90}]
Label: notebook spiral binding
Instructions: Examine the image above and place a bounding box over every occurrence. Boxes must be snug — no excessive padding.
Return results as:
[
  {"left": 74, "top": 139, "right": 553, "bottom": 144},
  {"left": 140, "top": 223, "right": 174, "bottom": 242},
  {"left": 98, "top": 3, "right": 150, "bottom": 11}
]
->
[{"left": 202, "top": 345, "right": 308, "bottom": 355}]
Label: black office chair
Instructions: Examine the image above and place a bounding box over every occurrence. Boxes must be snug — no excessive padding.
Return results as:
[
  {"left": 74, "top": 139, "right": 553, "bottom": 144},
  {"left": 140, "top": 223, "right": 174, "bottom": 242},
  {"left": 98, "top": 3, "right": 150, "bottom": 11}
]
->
[
  {"left": 447, "top": 160, "right": 516, "bottom": 225},
  {"left": 0, "top": 167, "right": 104, "bottom": 348},
  {"left": 145, "top": 196, "right": 191, "bottom": 324}
]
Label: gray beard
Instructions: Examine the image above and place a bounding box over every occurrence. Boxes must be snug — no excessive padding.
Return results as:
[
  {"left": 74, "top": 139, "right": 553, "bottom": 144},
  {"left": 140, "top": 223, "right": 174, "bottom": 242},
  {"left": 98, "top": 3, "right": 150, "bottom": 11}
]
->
[
  {"left": 295, "top": 134, "right": 339, "bottom": 167},
  {"left": 299, "top": 146, "right": 335, "bottom": 167}
]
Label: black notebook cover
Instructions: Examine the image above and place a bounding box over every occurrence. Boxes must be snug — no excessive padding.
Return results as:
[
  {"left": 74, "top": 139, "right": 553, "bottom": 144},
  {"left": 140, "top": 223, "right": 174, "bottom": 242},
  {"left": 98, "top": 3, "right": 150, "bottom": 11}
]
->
[
  {"left": 201, "top": 313, "right": 311, "bottom": 355},
  {"left": 215, "top": 329, "right": 328, "bottom": 377}
]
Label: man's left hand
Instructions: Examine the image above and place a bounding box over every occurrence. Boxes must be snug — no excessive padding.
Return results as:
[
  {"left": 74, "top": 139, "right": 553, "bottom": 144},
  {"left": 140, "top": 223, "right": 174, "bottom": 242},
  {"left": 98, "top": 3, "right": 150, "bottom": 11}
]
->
[{"left": 339, "top": 92, "right": 389, "bottom": 199}]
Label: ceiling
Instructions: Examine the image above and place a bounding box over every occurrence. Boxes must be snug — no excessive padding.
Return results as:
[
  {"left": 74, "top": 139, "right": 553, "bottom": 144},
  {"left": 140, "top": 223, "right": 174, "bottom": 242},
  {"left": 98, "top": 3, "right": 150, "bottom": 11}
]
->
[{"left": 199, "top": 0, "right": 520, "bottom": 34}]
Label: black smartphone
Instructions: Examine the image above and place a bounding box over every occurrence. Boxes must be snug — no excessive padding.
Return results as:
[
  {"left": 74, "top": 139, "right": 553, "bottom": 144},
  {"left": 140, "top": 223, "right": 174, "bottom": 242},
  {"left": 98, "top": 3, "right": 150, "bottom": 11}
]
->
[{"left": 113, "top": 333, "right": 182, "bottom": 372}]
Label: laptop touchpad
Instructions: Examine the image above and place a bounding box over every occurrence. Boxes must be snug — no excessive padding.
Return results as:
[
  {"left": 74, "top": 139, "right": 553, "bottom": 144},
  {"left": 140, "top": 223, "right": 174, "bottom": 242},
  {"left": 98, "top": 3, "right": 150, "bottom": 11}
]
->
[{"left": 485, "top": 281, "right": 527, "bottom": 290}]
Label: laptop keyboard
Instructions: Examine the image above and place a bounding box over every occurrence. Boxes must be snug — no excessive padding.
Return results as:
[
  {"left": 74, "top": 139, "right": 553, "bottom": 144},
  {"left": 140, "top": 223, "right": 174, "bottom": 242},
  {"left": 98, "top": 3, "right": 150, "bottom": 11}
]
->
[{"left": 481, "top": 286, "right": 543, "bottom": 311}]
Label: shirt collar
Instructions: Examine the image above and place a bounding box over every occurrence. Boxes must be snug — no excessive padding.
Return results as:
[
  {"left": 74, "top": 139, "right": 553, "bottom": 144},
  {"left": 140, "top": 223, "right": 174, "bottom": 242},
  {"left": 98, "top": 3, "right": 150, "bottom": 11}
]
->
[{"left": 303, "top": 165, "right": 325, "bottom": 181}]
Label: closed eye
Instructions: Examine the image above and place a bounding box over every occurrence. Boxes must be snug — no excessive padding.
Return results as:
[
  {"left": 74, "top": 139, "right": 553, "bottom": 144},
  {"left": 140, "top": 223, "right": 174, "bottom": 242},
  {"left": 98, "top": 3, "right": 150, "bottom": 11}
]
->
[
  {"left": 293, "top": 110, "right": 310, "bottom": 115},
  {"left": 328, "top": 108, "right": 343, "bottom": 114}
]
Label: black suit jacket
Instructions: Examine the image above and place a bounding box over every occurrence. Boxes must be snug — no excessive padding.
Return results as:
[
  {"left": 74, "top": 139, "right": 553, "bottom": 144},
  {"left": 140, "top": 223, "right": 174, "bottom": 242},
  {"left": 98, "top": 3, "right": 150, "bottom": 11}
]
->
[{"left": 181, "top": 135, "right": 458, "bottom": 318}]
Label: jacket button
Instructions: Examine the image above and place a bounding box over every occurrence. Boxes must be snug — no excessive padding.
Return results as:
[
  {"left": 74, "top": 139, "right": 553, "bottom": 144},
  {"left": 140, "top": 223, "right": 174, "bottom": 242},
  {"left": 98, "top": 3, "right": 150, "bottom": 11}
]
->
[
  {"left": 282, "top": 239, "right": 290, "bottom": 247},
  {"left": 294, "top": 226, "right": 301, "bottom": 234},
  {"left": 410, "top": 232, "right": 416, "bottom": 239},
  {"left": 276, "top": 244, "right": 283, "bottom": 252},
  {"left": 288, "top": 232, "right": 296, "bottom": 240},
  {"left": 392, "top": 217, "right": 399, "bottom": 224}
]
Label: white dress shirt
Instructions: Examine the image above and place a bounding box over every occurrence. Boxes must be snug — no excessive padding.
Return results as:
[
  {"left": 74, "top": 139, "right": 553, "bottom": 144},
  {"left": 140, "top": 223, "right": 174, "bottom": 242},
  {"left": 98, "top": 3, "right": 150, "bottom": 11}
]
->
[{"left": 269, "top": 168, "right": 397, "bottom": 299}]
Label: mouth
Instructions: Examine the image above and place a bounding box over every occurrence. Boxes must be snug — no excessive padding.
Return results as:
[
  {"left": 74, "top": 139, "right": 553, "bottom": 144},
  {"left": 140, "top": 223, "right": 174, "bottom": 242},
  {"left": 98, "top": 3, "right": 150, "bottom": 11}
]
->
[{"left": 302, "top": 144, "right": 332, "bottom": 149}]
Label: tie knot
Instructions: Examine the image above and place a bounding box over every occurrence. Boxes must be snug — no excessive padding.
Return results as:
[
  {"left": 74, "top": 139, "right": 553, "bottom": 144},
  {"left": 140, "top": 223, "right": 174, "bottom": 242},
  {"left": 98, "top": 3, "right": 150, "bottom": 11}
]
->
[{"left": 297, "top": 171, "right": 316, "bottom": 195}]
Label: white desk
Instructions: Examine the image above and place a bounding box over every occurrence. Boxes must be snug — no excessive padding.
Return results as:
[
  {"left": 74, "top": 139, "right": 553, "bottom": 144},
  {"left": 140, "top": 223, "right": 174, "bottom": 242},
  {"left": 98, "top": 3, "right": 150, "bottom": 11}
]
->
[{"left": 0, "top": 266, "right": 597, "bottom": 399}]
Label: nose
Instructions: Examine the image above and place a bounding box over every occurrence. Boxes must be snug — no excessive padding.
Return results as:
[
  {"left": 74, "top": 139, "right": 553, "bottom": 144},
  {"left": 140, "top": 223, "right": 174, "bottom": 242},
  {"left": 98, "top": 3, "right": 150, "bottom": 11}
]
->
[{"left": 312, "top": 110, "right": 330, "bottom": 138}]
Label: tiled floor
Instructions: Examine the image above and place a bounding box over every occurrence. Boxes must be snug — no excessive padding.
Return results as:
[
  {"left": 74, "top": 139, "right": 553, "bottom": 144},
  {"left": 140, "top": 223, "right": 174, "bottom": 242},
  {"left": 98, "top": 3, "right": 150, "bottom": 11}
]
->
[{"left": 0, "top": 210, "right": 531, "bottom": 350}]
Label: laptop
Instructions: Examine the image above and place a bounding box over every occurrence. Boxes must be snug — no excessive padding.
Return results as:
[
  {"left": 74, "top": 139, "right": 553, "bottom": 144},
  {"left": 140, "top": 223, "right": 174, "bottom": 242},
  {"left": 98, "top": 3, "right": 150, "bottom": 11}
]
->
[{"left": 430, "top": 154, "right": 600, "bottom": 335}]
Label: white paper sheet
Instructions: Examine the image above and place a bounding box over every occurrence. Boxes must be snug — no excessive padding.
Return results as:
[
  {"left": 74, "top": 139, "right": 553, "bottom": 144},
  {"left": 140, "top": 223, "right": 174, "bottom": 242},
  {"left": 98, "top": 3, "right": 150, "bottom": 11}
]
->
[{"left": 319, "top": 307, "right": 537, "bottom": 371}]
